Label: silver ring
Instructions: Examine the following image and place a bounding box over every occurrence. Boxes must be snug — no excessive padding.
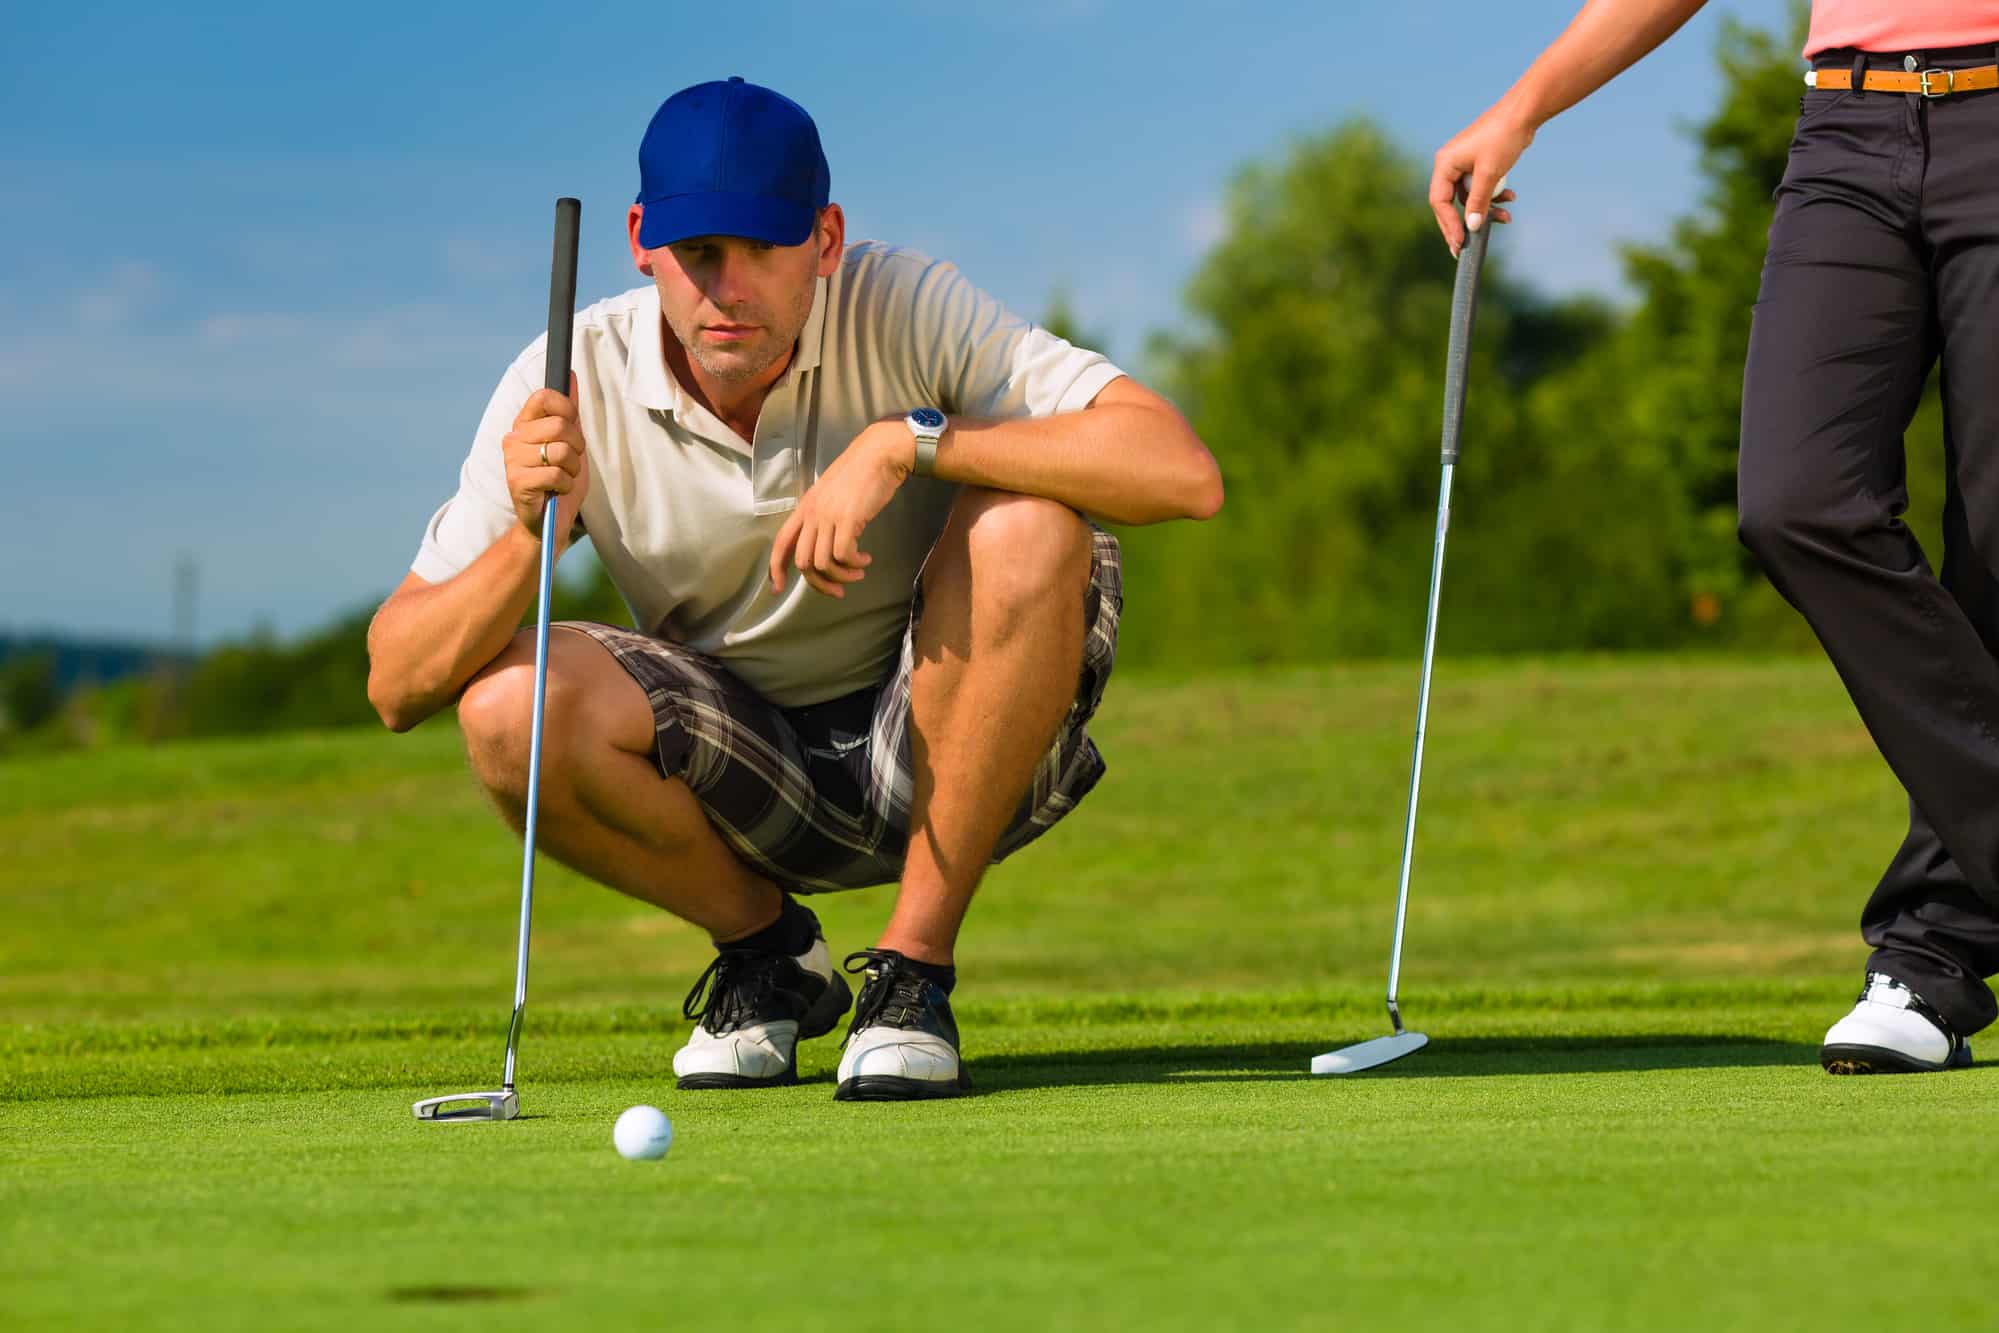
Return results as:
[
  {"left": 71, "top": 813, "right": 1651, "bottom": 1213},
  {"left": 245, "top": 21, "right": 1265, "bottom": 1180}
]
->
[{"left": 538, "top": 443, "right": 549, "bottom": 467}]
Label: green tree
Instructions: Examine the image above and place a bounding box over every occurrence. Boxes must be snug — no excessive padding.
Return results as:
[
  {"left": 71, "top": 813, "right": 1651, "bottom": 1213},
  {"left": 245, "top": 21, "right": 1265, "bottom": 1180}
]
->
[
  {"left": 1128, "top": 119, "right": 1621, "bottom": 669},
  {"left": 0, "top": 654, "right": 61, "bottom": 734},
  {"left": 178, "top": 610, "right": 377, "bottom": 737}
]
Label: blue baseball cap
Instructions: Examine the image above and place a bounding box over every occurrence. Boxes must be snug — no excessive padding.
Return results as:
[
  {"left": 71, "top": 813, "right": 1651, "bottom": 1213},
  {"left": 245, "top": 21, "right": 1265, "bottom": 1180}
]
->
[{"left": 636, "top": 77, "right": 830, "bottom": 249}]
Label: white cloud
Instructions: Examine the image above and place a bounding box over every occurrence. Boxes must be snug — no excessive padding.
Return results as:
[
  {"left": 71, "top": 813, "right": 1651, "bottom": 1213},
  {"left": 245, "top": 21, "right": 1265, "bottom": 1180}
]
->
[
  {"left": 73, "top": 261, "right": 167, "bottom": 329},
  {"left": 199, "top": 310, "right": 315, "bottom": 346},
  {"left": 326, "top": 306, "right": 498, "bottom": 372},
  {"left": 194, "top": 305, "right": 487, "bottom": 373},
  {"left": 2, "top": 298, "right": 516, "bottom": 413},
  {"left": 444, "top": 233, "right": 531, "bottom": 283}
]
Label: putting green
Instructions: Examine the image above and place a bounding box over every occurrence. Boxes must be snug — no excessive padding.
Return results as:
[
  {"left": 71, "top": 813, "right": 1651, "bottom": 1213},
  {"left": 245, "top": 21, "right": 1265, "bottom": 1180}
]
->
[
  {"left": 6, "top": 659, "right": 1994, "bottom": 1329},
  {"left": 7, "top": 994, "right": 1996, "bottom": 1332}
]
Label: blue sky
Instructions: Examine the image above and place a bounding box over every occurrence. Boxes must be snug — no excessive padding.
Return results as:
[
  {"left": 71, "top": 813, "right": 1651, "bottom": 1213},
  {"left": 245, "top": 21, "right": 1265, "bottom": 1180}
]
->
[{"left": 5, "top": 0, "right": 1796, "bottom": 646}]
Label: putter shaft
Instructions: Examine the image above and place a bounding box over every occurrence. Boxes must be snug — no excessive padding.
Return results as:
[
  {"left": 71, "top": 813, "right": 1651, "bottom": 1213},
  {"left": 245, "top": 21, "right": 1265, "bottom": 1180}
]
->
[
  {"left": 1387, "top": 462, "right": 1453, "bottom": 1033},
  {"left": 502, "top": 490, "right": 558, "bottom": 1093}
]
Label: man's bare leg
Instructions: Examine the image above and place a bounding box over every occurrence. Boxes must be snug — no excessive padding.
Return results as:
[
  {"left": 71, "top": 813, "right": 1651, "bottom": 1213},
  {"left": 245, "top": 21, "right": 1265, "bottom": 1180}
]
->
[
  {"left": 875, "top": 488, "right": 1094, "bottom": 964},
  {"left": 461, "top": 628, "right": 852, "bottom": 1089},
  {"left": 836, "top": 489, "right": 1091, "bottom": 1099},
  {"left": 456, "top": 627, "right": 781, "bottom": 943}
]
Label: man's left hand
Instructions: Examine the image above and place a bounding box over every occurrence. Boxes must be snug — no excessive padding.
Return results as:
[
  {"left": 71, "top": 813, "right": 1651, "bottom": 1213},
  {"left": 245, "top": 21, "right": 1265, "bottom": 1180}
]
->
[{"left": 769, "top": 420, "right": 913, "bottom": 598}]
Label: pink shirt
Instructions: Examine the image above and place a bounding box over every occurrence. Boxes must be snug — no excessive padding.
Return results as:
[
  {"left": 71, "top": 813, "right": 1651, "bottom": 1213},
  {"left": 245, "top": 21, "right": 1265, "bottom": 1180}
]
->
[{"left": 1806, "top": 1, "right": 1999, "bottom": 56}]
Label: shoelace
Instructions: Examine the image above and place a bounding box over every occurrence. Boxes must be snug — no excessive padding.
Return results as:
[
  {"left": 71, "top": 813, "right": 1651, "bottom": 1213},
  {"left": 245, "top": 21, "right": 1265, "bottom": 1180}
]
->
[
  {"left": 681, "top": 950, "right": 806, "bottom": 1034},
  {"left": 840, "top": 948, "right": 932, "bottom": 1044}
]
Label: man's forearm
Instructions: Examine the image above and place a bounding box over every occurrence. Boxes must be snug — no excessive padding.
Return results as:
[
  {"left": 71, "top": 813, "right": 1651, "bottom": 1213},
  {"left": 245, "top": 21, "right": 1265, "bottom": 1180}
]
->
[
  {"left": 365, "top": 527, "right": 548, "bottom": 731},
  {"left": 920, "top": 382, "right": 1222, "bottom": 525},
  {"left": 1494, "top": 0, "right": 1708, "bottom": 132}
]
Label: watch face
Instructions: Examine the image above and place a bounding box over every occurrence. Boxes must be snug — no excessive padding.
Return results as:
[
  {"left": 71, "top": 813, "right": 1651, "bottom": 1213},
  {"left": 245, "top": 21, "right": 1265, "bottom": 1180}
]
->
[{"left": 909, "top": 407, "right": 945, "bottom": 431}]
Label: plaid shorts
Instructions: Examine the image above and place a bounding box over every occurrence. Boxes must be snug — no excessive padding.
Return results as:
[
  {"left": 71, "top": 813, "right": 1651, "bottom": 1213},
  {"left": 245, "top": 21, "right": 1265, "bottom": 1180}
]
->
[{"left": 566, "top": 528, "right": 1122, "bottom": 893}]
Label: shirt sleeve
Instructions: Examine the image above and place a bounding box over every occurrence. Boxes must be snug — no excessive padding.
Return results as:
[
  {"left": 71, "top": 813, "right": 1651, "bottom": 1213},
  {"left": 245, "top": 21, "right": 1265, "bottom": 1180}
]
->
[
  {"left": 900, "top": 255, "right": 1126, "bottom": 419},
  {"left": 410, "top": 357, "right": 538, "bottom": 583}
]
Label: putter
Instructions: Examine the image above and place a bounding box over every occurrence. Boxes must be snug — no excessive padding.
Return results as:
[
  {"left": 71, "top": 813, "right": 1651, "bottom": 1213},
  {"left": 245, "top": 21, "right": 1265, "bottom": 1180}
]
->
[
  {"left": 414, "top": 196, "right": 581, "bottom": 1122},
  {"left": 1311, "top": 200, "right": 1493, "bottom": 1077}
]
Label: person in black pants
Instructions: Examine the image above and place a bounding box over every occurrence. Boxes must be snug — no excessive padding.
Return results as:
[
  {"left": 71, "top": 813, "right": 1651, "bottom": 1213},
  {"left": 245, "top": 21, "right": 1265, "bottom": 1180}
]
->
[
  {"left": 1429, "top": 1, "right": 1999, "bottom": 1073},
  {"left": 1736, "top": 42, "right": 1999, "bottom": 1072}
]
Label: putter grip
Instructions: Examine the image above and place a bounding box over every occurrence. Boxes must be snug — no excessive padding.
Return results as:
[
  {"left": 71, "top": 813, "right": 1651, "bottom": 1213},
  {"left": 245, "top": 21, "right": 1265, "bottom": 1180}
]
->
[
  {"left": 1439, "top": 222, "right": 1490, "bottom": 465},
  {"left": 539, "top": 198, "right": 582, "bottom": 542},
  {"left": 544, "top": 198, "right": 581, "bottom": 392}
]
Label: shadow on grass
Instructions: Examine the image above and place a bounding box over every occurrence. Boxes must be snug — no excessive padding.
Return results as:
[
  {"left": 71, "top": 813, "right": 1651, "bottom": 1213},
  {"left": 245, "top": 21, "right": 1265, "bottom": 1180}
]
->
[{"left": 967, "top": 1035, "right": 1829, "bottom": 1093}]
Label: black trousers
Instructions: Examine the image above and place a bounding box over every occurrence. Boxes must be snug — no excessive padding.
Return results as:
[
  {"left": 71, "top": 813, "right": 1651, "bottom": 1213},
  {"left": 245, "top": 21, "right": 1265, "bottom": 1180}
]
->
[{"left": 1739, "top": 44, "right": 1999, "bottom": 1034}]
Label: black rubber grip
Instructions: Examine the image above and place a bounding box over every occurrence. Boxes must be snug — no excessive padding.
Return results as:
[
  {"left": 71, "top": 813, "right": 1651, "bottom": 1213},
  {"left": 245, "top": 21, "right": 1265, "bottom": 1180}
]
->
[
  {"left": 544, "top": 198, "right": 581, "bottom": 393},
  {"left": 1439, "top": 222, "right": 1489, "bottom": 465}
]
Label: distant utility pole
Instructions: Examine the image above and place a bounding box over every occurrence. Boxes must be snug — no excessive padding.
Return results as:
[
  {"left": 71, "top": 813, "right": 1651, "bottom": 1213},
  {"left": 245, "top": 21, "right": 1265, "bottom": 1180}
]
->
[{"left": 172, "top": 553, "right": 198, "bottom": 662}]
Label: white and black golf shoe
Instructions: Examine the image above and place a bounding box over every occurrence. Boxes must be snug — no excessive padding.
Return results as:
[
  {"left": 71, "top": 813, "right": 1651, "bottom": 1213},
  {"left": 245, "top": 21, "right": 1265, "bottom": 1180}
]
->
[
  {"left": 673, "top": 933, "right": 852, "bottom": 1090},
  {"left": 835, "top": 948, "right": 972, "bottom": 1101},
  {"left": 1821, "top": 972, "right": 1973, "bottom": 1075}
]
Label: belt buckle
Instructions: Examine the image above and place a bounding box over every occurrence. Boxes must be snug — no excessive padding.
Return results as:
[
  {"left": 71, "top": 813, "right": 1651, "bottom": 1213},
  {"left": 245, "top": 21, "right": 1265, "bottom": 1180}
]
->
[{"left": 1920, "top": 68, "right": 1955, "bottom": 98}]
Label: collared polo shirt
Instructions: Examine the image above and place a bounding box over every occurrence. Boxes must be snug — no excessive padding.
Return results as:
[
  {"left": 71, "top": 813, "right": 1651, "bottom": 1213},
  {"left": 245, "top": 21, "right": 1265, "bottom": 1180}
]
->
[{"left": 412, "top": 241, "right": 1125, "bottom": 706}]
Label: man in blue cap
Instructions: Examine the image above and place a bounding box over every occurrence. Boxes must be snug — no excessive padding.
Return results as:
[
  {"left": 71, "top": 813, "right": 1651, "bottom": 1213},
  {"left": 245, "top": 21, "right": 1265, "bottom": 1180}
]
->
[{"left": 367, "top": 78, "right": 1222, "bottom": 1101}]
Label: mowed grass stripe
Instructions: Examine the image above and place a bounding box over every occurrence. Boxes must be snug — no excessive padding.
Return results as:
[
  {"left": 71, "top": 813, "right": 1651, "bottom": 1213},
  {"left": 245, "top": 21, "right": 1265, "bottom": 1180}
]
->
[
  {"left": 3, "top": 983, "right": 1854, "bottom": 1102},
  {"left": 2, "top": 656, "right": 1905, "bottom": 1023}
]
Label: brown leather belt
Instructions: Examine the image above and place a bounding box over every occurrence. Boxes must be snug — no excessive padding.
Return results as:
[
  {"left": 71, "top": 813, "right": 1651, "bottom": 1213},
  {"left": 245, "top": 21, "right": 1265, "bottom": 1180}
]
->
[{"left": 1808, "top": 64, "right": 1999, "bottom": 96}]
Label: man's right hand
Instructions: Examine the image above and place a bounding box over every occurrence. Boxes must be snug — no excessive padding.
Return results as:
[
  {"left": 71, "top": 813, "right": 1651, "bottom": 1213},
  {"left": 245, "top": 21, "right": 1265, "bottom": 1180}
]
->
[{"left": 502, "top": 373, "right": 589, "bottom": 544}]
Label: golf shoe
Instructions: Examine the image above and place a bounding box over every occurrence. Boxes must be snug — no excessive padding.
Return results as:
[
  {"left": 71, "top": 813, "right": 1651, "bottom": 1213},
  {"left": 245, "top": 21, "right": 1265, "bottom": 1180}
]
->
[
  {"left": 674, "top": 932, "right": 851, "bottom": 1089},
  {"left": 835, "top": 948, "right": 971, "bottom": 1101},
  {"left": 1821, "top": 971, "right": 1972, "bottom": 1074}
]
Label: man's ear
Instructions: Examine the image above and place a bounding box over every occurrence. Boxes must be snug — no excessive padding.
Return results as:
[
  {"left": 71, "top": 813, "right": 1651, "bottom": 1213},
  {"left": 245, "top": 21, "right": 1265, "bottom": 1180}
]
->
[
  {"left": 815, "top": 203, "right": 846, "bottom": 278},
  {"left": 627, "top": 204, "right": 654, "bottom": 276}
]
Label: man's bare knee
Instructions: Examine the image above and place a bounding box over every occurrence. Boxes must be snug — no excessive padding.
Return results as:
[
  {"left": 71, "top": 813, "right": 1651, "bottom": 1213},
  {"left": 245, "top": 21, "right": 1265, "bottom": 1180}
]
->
[
  {"left": 954, "top": 491, "right": 1091, "bottom": 621},
  {"left": 456, "top": 631, "right": 603, "bottom": 806},
  {"left": 459, "top": 630, "right": 670, "bottom": 829},
  {"left": 458, "top": 639, "right": 541, "bottom": 807}
]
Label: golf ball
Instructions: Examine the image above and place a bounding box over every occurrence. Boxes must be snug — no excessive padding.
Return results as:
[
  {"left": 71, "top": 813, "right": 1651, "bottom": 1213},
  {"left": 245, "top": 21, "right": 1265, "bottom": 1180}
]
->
[{"left": 613, "top": 1105, "right": 673, "bottom": 1161}]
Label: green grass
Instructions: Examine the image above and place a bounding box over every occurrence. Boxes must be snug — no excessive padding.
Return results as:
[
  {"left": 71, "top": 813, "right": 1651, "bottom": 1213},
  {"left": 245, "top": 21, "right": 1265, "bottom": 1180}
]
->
[{"left": 6, "top": 656, "right": 1995, "bottom": 1330}]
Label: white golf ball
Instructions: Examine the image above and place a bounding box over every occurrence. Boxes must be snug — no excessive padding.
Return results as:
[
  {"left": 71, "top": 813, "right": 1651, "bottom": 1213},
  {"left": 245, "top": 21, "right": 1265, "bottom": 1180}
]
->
[{"left": 613, "top": 1104, "right": 673, "bottom": 1161}]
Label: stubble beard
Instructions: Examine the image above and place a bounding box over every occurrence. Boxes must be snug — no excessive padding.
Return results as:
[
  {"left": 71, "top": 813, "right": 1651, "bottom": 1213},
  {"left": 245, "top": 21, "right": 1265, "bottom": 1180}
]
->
[{"left": 669, "top": 280, "right": 816, "bottom": 385}]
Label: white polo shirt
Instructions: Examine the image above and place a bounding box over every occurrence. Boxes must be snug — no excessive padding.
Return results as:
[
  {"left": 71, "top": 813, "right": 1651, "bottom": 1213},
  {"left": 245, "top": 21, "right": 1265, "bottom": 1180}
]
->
[{"left": 413, "top": 241, "right": 1125, "bottom": 707}]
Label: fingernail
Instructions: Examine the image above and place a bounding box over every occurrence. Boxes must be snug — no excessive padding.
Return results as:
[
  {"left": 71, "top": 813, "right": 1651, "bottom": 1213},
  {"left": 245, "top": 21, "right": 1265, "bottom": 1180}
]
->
[
  {"left": 1466, "top": 212, "right": 1484, "bottom": 232},
  {"left": 1450, "top": 244, "right": 1460, "bottom": 259}
]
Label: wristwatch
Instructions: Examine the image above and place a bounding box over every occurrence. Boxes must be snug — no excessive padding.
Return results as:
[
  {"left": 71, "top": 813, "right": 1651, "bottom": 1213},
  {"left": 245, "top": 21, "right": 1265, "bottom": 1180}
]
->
[{"left": 904, "top": 407, "right": 948, "bottom": 478}]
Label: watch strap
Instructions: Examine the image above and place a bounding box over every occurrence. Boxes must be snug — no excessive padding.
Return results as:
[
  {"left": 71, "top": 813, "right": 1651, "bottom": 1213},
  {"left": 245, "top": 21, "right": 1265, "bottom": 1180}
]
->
[{"left": 906, "top": 408, "right": 946, "bottom": 478}]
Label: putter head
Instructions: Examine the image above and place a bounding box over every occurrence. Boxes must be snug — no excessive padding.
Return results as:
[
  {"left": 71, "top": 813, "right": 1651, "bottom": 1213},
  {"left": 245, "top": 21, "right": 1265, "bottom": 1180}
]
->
[
  {"left": 412, "top": 1090, "right": 519, "bottom": 1122},
  {"left": 1310, "top": 1031, "right": 1428, "bottom": 1076}
]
